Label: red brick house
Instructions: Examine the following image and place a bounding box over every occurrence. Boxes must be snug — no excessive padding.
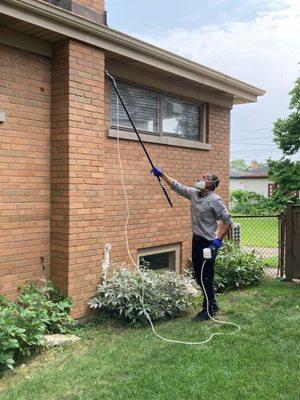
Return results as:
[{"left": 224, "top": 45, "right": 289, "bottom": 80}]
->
[{"left": 0, "top": 0, "right": 265, "bottom": 318}]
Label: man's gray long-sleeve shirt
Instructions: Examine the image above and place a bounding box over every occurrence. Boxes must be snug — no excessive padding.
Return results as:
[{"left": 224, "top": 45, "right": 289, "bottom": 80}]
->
[{"left": 172, "top": 180, "right": 232, "bottom": 241}]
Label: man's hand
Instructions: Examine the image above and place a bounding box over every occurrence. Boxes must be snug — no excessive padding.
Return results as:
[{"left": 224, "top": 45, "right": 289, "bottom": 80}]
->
[
  {"left": 217, "top": 221, "right": 231, "bottom": 240},
  {"left": 212, "top": 238, "right": 223, "bottom": 249},
  {"left": 151, "top": 167, "right": 176, "bottom": 189},
  {"left": 151, "top": 166, "right": 164, "bottom": 177}
]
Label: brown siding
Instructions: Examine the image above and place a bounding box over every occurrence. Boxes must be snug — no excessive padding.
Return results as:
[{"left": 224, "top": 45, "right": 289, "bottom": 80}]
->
[{"left": 0, "top": 44, "right": 51, "bottom": 299}]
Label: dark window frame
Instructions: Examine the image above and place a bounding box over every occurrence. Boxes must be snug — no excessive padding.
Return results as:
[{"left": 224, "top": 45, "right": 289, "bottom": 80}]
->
[{"left": 110, "top": 80, "right": 206, "bottom": 143}]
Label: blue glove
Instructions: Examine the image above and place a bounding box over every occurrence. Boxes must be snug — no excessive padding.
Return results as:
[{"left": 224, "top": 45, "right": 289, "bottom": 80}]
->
[
  {"left": 212, "top": 238, "right": 223, "bottom": 249},
  {"left": 151, "top": 166, "right": 163, "bottom": 177}
]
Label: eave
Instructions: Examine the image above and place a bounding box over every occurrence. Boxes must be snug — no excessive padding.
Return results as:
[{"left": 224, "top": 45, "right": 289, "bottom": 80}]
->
[{"left": 0, "top": 0, "right": 265, "bottom": 104}]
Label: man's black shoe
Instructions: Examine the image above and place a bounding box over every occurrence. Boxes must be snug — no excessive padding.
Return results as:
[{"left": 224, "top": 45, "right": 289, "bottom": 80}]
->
[
  {"left": 211, "top": 303, "right": 220, "bottom": 313},
  {"left": 202, "top": 302, "right": 220, "bottom": 314},
  {"left": 192, "top": 310, "right": 211, "bottom": 321}
]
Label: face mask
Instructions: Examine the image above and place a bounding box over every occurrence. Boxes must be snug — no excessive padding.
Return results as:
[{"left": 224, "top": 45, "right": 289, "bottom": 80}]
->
[{"left": 194, "top": 180, "right": 206, "bottom": 190}]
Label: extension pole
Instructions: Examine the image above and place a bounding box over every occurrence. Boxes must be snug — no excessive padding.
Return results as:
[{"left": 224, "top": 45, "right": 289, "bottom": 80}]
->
[{"left": 106, "top": 71, "right": 173, "bottom": 208}]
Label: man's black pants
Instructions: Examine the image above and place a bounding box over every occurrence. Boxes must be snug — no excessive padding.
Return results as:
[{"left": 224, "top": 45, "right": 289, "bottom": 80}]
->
[{"left": 192, "top": 235, "right": 217, "bottom": 310}]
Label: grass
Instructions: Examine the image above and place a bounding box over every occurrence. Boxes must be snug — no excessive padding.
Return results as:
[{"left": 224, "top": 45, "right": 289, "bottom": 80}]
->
[
  {"left": 1, "top": 280, "right": 300, "bottom": 400},
  {"left": 233, "top": 216, "right": 278, "bottom": 248},
  {"left": 263, "top": 255, "right": 279, "bottom": 268}
]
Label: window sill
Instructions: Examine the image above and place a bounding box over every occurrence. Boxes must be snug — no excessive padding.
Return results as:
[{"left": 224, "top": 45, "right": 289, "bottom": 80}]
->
[{"left": 108, "top": 129, "right": 211, "bottom": 150}]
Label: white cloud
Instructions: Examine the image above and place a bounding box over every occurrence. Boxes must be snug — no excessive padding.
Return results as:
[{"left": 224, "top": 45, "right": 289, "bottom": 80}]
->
[
  {"left": 134, "top": 0, "right": 299, "bottom": 90},
  {"left": 129, "top": 0, "right": 300, "bottom": 161}
]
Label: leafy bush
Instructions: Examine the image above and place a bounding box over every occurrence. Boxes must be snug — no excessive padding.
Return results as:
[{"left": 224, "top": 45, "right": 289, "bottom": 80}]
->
[
  {"left": 17, "top": 281, "right": 74, "bottom": 334},
  {"left": 260, "top": 187, "right": 297, "bottom": 214},
  {"left": 89, "top": 268, "right": 193, "bottom": 325},
  {"left": 230, "top": 188, "right": 294, "bottom": 215},
  {"left": 215, "top": 242, "right": 265, "bottom": 292},
  {"left": 0, "top": 280, "right": 74, "bottom": 371},
  {"left": 230, "top": 190, "right": 268, "bottom": 215}
]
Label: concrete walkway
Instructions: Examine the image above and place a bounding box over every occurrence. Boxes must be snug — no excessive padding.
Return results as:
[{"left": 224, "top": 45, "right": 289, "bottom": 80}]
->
[{"left": 243, "top": 246, "right": 278, "bottom": 258}]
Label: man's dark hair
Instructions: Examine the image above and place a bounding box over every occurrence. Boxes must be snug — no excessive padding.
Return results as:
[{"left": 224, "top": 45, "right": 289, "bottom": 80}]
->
[{"left": 208, "top": 173, "right": 220, "bottom": 191}]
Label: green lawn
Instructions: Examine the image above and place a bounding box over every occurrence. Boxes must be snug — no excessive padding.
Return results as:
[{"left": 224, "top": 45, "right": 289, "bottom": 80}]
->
[
  {"left": 263, "top": 255, "right": 279, "bottom": 268},
  {"left": 233, "top": 217, "right": 278, "bottom": 248},
  {"left": 1, "top": 280, "right": 300, "bottom": 400}
]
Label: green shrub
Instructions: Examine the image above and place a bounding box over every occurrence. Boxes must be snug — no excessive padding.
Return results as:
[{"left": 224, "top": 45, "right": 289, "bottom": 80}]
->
[
  {"left": 17, "top": 281, "right": 74, "bottom": 334},
  {"left": 0, "top": 280, "right": 74, "bottom": 371},
  {"left": 89, "top": 268, "right": 193, "bottom": 325},
  {"left": 230, "top": 188, "right": 294, "bottom": 215},
  {"left": 260, "top": 188, "right": 297, "bottom": 214},
  {"left": 230, "top": 190, "right": 268, "bottom": 215},
  {"left": 215, "top": 242, "right": 265, "bottom": 292},
  {"left": 0, "top": 304, "right": 29, "bottom": 371}
]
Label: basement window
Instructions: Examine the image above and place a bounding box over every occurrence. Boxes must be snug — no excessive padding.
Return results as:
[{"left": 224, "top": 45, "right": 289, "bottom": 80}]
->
[{"left": 137, "top": 244, "right": 180, "bottom": 273}]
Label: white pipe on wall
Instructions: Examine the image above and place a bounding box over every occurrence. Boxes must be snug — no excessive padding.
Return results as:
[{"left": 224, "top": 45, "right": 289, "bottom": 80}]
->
[{"left": 102, "top": 243, "right": 112, "bottom": 280}]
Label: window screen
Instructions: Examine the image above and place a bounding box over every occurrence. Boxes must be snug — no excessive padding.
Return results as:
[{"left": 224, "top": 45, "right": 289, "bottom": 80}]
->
[
  {"left": 110, "top": 82, "right": 160, "bottom": 133},
  {"left": 162, "top": 96, "right": 202, "bottom": 140}
]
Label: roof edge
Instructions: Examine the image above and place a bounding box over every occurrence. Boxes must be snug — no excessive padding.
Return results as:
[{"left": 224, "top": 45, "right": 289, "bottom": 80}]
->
[
  {"left": 230, "top": 175, "right": 269, "bottom": 179},
  {"left": 1, "top": 0, "right": 266, "bottom": 102}
]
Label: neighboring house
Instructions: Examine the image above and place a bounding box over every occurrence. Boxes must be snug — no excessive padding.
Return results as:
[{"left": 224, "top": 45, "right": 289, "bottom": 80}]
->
[
  {"left": 230, "top": 166, "right": 275, "bottom": 197},
  {"left": 0, "top": 0, "right": 264, "bottom": 318}
]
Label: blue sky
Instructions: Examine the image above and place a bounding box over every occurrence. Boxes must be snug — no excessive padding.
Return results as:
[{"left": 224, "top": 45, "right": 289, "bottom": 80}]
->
[{"left": 106, "top": 0, "right": 300, "bottom": 163}]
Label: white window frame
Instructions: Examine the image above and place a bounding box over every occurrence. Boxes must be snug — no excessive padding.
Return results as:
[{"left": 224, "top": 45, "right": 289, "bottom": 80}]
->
[{"left": 137, "top": 243, "right": 181, "bottom": 273}]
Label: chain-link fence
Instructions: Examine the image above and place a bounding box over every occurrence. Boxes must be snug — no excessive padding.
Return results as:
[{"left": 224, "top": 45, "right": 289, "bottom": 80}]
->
[{"left": 230, "top": 215, "right": 281, "bottom": 278}]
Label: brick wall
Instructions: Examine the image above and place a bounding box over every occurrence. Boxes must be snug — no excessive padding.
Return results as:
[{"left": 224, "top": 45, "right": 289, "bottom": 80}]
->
[
  {"left": 50, "top": 41, "right": 70, "bottom": 296},
  {"left": 41, "top": 0, "right": 105, "bottom": 17},
  {"left": 51, "top": 40, "right": 105, "bottom": 318},
  {"left": 0, "top": 39, "right": 230, "bottom": 319},
  {"left": 0, "top": 44, "right": 51, "bottom": 299},
  {"left": 76, "top": 0, "right": 105, "bottom": 13},
  {"left": 102, "top": 81, "right": 231, "bottom": 275}
]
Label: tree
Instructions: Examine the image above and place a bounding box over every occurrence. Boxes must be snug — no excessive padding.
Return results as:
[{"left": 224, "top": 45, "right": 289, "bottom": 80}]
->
[
  {"left": 273, "top": 79, "right": 300, "bottom": 155},
  {"left": 268, "top": 77, "right": 300, "bottom": 203},
  {"left": 230, "top": 159, "right": 251, "bottom": 171},
  {"left": 250, "top": 160, "right": 268, "bottom": 169}
]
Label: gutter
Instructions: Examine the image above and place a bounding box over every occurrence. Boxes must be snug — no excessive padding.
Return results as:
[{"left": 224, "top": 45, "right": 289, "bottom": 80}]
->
[{"left": 1, "top": 0, "right": 265, "bottom": 101}]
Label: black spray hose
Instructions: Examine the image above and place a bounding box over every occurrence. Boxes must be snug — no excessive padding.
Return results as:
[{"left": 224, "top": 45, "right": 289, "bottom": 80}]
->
[{"left": 106, "top": 71, "right": 173, "bottom": 208}]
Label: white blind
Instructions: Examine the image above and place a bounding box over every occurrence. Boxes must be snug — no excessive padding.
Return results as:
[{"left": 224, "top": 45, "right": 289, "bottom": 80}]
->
[
  {"left": 110, "top": 82, "right": 160, "bottom": 133},
  {"left": 110, "top": 81, "right": 203, "bottom": 141},
  {"left": 162, "top": 96, "right": 202, "bottom": 141}
]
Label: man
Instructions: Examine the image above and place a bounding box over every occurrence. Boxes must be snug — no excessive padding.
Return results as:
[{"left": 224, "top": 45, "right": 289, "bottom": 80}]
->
[{"left": 151, "top": 167, "right": 232, "bottom": 321}]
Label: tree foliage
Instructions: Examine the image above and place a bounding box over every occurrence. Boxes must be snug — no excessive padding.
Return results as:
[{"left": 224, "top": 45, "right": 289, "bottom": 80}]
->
[
  {"left": 268, "top": 158, "right": 300, "bottom": 192},
  {"left": 273, "top": 78, "right": 300, "bottom": 155},
  {"left": 268, "top": 77, "right": 300, "bottom": 198},
  {"left": 230, "top": 159, "right": 267, "bottom": 172},
  {"left": 230, "top": 159, "right": 251, "bottom": 171}
]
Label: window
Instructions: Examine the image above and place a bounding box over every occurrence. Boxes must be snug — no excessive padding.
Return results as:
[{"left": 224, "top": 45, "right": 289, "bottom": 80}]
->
[
  {"left": 162, "top": 96, "right": 202, "bottom": 140},
  {"left": 110, "top": 82, "right": 160, "bottom": 133},
  {"left": 110, "top": 81, "right": 205, "bottom": 141},
  {"left": 137, "top": 244, "right": 180, "bottom": 273}
]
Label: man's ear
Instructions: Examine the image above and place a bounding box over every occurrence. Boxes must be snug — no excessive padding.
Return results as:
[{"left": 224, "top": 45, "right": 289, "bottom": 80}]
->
[{"left": 206, "top": 180, "right": 213, "bottom": 190}]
